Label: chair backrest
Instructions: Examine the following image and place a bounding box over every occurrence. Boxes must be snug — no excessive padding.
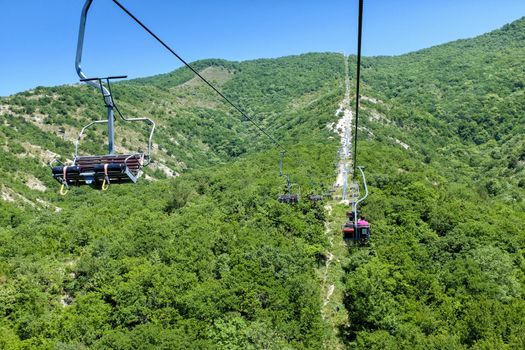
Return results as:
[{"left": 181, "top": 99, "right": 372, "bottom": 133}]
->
[
  {"left": 278, "top": 194, "right": 299, "bottom": 203},
  {"left": 75, "top": 154, "right": 144, "bottom": 175}
]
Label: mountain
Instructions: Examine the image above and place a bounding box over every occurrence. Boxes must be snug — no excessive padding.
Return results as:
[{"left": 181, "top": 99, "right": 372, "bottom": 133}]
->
[
  {"left": 0, "top": 52, "right": 343, "bottom": 208},
  {"left": 1, "top": 17, "right": 525, "bottom": 349},
  {"left": 359, "top": 16, "right": 525, "bottom": 195},
  {"left": 340, "top": 17, "right": 525, "bottom": 348},
  {"left": 0, "top": 52, "right": 344, "bottom": 349}
]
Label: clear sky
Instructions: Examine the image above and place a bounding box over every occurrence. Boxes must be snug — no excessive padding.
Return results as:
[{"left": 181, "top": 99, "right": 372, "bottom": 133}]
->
[{"left": 1, "top": 0, "right": 524, "bottom": 96}]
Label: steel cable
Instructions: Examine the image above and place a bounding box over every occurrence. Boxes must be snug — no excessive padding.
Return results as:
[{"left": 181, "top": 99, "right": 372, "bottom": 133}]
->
[
  {"left": 352, "top": 0, "right": 364, "bottom": 179},
  {"left": 112, "top": 0, "right": 286, "bottom": 153}
]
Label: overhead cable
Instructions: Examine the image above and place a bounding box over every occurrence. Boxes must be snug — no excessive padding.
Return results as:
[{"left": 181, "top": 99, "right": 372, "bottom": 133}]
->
[
  {"left": 353, "top": 0, "right": 363, "bottom": 178},
  {"left": 112, "top": 0, "right": 286, "bottom": 153}
]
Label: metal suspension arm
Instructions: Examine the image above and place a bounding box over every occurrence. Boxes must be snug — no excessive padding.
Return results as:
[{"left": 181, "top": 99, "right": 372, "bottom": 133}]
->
[
  {"left": 279, "top": 150, "right": 286, "bottom": 176},
  {"left": 76, "top": 0, "right": 113, "bottom": 105},
  {"left": 291, "top": 183, "right": 301, "bottom": 200},
  {"left": 117, "top": 115, "right": 156, "bottom": 165},
  {"left": 355, "top": 166, "right": 369, "bottom": 205},
  {"left": 279, "top": 151, "right": 293, "bottom": 195},
  {"left": 283, "top": 174, "right": 291, "bottom": 194},
  {"left": 353, "top": 166, "right": 369, "bottom": 220}
]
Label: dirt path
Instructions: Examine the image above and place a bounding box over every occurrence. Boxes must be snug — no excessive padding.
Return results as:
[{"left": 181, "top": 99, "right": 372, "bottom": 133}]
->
[
  {"left": 333, "top": 56, "right": 353, "bottom": 204},
  {"left": 321, "top": 217, "right": 335, "bottom": 308},
  {"left": 320, "top": 203, "right": 351, "bottom": 350},
  {"left": 319, "top": 54, "right": 353, "bottom": 349}
]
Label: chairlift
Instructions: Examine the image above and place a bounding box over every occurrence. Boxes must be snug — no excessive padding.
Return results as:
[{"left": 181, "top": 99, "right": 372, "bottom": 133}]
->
[
  {"left": 323, "top": 185, "right": 336, "bottom": 200},
  {"left": 278, "top": 174, "right": 300, "bottom": 204},
  {"left": 50, "top": 0, "right": 155, "bottom": 194},
  {"left": 277, "top": 151, "right": 300, "bottom": 204},
  {"left": 342, "top": 0, "right": 370, "bottom": 243},
  {"left": 342, "top": 166, "right": 370, "bottom": 243},
  {"left": 308, "top": 194, "right": 324, "bottom": 202},
  {"left": 306, "top": 171, "right": 325, "bottom": 202},
  {"left": 309, "top": 184, "right": 334, "bottom": 202}
]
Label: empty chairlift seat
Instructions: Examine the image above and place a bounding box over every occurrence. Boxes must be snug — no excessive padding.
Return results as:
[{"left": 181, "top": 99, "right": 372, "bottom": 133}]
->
[
  {"left": 278, "top": 194, "right": 299, "bottom": 204},
  {"left": 342, "top": 222, "right": 355, "bottom": 240},
  {"left": 308, "top": 194, "right": 324, "bottom": 202},
  {"left": 52, "top": 154, "right": 145, "bottom": 187}
]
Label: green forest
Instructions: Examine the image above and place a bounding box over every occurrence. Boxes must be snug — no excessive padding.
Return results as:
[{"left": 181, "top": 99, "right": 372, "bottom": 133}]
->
[{"left": 0, "top": 16, "right": 525, "bottom": 350}]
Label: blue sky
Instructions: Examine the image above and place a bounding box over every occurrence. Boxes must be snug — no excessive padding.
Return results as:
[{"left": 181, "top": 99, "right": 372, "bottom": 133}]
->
[{"left": 1, "top": 0, "right": 524, "bottom": 96}]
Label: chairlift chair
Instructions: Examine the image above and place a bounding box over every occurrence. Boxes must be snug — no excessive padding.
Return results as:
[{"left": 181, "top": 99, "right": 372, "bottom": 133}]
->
[
  {"left": 278, "top": 179, "right": 300, "bottom": 204},
  {"left": 305, "top": 172, "right": 325, "bottom": 202},
  {"left": 50, "top": 0, "right": 155, "bottom": 194},
  {"left": 308, "top": 194, "right": 324, "bottom": 202},
  {"left": 341, "top": 166, "right": 370, "bottom": 243},
  {"left": 342, "top": 220, "right": 370, "bottom": 242},
  {"left": 277, "top": 151, "right": 300, "bottom": 203},
  {"left": 323, "top": 187, "right": 335, "bottom": 200},
  {"left": 342, "top": 209, "right": 369, "bottom": 241}
]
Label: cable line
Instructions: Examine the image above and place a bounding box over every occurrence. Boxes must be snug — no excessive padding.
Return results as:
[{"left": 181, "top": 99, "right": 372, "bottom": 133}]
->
[
  {"left": 352, "top": 0, "right": 363, "bottom": 178},
  {"left": 111, "top": 0, "right": 286, "bottom": 153}
]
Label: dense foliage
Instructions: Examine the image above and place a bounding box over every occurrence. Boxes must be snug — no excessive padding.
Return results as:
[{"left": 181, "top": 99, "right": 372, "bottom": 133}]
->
[
  {"left": 0, "top": 53, "right": 343, "bottom": 348},
  {"left": 0, "top": 143, "right": 338, "bottom": 349},
  {"left": 341, "top": 141, "right": 525, "bottom": 348},
  {"left": 340, "top": 17, "right": 525, "bottom": 349}
]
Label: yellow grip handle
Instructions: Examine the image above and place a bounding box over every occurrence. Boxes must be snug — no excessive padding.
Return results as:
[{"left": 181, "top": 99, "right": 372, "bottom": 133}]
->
[{"left": 60, "top": 184, "right": 69, "bottom": 196}]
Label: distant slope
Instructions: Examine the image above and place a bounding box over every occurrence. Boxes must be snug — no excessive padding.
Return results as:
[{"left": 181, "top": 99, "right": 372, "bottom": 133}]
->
[
  {"left": 0, "top": 52, "right": 343, "bottom": 208},
  {"left": 338, "top": 17, "right": 525, "bottom": 349},
  {"left": 355, "top": 16, "right": 525, "bottom": 200},
  {"left": 361, "top": 16, "right": 525, "bottom": 145}
]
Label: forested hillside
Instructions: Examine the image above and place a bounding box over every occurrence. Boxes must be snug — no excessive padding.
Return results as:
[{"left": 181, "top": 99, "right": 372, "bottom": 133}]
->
[
  {"left": 339, "top": 17, "right": 525, "bottom": 348},
  {"left": 359, "top": 16, "right": 525, "bottom": 198},
  {"left": 0, "top": 53, "right": 344, "bottom": 349},
  {"left": 1, "top": 17, "right": 525, "bottom": 349}
]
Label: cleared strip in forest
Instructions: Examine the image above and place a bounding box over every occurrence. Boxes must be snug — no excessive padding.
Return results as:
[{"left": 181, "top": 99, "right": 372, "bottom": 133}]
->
[{"left": 319, "top": 54, "right": 353, "bottom": 349}]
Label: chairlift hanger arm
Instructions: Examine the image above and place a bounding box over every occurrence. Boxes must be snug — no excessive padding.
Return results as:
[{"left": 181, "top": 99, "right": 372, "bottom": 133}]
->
[
  {"left": 355, "top": 166, "right": 368, "bottom": 205},
  {"left": 283, "top": 173, "right": 292, "bottom": 194},
  {"left": 279, "top": 150, "right": 286, "bottom": 176},
  {"left": 352, "top": 0, "right": 364, "bottom": 180},
  {"left": 352, "top": 166, "right": 368, "bottom": 220},
  {"left": 110, "top": 0, "right": 286, "bottom": 154},
  {"left": 76, "top": 0, "right": 113, "bottom": 104}
]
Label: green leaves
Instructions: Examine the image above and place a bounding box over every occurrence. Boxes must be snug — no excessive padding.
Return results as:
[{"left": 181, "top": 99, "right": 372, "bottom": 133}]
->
[{"left": 0, "top": 136, "right": 336, "bottom": 348}]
